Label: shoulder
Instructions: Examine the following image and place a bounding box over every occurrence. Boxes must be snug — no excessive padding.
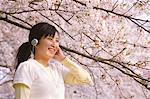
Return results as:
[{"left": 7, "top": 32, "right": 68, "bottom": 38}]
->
[
  {"left": 13, "top": 59, "right": 38, "bottom": 88},
  {"left": 20, "top": 58, "right": 35, "bottom": 65},
  {"left": 16, "top": 59, "right": 37, "bottom": 71},
  {"left": 14, "top": 59, "right": 38, "bottom": 80}
]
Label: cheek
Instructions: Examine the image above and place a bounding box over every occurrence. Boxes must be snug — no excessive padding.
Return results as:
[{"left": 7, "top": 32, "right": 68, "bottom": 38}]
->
[
  {"left": 42, "top": 41, "right": 50, "bottom": 47},
  {"left": 38, "top": 44, "right": 49, "bottom": 51}
]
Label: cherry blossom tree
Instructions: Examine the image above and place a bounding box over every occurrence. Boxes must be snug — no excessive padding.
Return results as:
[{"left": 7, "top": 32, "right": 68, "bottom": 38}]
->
[{"left": 0, "top": 0, "right": 150, "bottom": 99}]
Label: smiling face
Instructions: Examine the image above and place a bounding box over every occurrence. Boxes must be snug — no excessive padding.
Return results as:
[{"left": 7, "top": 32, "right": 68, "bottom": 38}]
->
[{"left": 34, "top": 33, "right": 60, "bottom": 61}]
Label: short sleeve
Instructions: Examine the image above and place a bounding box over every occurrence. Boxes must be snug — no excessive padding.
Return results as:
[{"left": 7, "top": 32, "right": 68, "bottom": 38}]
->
[{"left": 13, "top": 62, "right": 36, "bottom": 89}]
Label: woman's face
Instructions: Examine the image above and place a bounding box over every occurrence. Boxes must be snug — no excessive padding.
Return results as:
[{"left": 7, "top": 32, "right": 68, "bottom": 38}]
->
[{"left": 35, "top": 33, "right": 60, "bottom": 60}]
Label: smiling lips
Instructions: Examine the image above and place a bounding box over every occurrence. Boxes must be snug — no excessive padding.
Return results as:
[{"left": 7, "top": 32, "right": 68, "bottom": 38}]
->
[{"left": 48, "top": 47, "right": 56, "bottom": 53}]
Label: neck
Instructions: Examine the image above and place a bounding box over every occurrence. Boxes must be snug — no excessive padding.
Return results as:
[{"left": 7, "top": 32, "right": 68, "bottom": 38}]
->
[{"left": 34, "top": 55, "right": 52, "bottom": 67}]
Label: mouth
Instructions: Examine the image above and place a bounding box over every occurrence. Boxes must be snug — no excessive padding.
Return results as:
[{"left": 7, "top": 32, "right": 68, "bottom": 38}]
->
[{"left": 48, "top": 47, "right": 56, "bottom": 52}]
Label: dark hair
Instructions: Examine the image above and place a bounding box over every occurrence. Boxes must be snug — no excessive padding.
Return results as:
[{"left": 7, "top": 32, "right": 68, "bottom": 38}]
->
[{"left": 16, "top": 22, "right": 58, "bottom": 69}]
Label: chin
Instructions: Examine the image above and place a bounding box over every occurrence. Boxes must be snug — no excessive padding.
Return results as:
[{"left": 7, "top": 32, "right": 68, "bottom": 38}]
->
[
  {"left": 48, "top": 54, "right": 55, "bottom": 58},
  {"left": 47, "top": 52, "right": 55, "bottom": 57}
]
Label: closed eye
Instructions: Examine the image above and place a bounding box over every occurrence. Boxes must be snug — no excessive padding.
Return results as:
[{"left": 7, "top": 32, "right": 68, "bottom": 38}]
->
[{"left": 56, "top": 39, "right": 59, "bottom": 42}]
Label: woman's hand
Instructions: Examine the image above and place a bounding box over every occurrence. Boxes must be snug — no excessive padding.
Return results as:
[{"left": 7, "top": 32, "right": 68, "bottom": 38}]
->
[{"left": 53, "top": 46, "right": 66, "bottom": 62}]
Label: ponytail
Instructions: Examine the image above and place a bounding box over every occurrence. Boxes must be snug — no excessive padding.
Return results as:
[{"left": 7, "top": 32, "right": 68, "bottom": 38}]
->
[{"left": 16, "top": 42, "right": 32, "bottom": 69}]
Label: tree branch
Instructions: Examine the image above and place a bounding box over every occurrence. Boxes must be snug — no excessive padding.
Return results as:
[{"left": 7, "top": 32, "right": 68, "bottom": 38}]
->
[
  {"left": 0, "top": 16, "right": 30, "bottom": 30},
  {"left": 72, "top": 0, "right": 150, "bottom": 34}
]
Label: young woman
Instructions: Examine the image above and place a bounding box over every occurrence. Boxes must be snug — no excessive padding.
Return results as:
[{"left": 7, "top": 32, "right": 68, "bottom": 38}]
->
[{"left": 13, "top": 22, "right": 92, "bottom": 99}]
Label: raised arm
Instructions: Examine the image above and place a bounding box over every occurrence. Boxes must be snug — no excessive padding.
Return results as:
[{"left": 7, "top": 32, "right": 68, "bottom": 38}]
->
[{"left": 61, "top": 57, "right": 93, "bottom": 85}]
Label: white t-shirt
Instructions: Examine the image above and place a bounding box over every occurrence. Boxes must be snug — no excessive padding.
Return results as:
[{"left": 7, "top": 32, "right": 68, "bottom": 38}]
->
[{"left": 13, "top": 58, "right": 66, "bottom": 99}]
